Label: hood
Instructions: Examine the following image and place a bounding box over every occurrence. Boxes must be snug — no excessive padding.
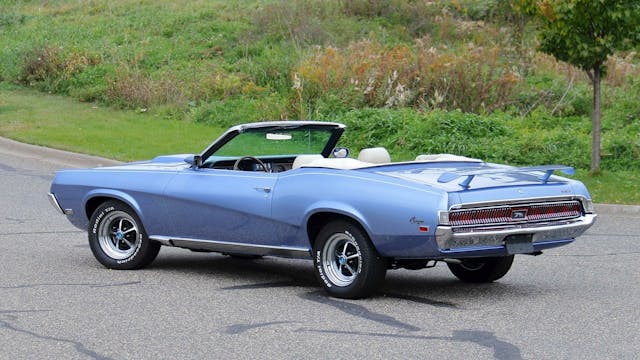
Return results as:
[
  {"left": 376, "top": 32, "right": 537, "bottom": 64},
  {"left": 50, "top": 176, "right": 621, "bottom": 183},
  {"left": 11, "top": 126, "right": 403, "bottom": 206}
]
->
[
  {"left": 95, "top": 154, "right": 193, "bottom": 171},
  {"left": 149, "top": 154, "right": 195, "bottom": 164}
]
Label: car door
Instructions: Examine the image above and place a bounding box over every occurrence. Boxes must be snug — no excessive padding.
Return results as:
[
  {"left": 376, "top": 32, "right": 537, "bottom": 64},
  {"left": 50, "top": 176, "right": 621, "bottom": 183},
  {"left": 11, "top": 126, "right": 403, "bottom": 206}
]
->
[{"left": 161, "top": 167, "right": 280, "bottom": 245}]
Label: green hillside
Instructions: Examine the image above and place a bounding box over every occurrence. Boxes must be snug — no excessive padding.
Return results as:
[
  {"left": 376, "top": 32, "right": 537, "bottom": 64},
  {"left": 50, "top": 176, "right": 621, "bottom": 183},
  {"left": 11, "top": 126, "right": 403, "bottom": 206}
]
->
[{"left": 1, "top": 0, "right": 639, "bottom": 175}]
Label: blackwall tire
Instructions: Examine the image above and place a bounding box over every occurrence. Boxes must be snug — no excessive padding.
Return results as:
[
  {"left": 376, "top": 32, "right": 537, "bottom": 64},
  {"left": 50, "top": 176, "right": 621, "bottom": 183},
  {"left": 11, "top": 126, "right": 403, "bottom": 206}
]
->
[
  {"left": 88, "top": 201, "right": 160, "bottom": 270},
  {"left": 313, "top": 220, "right": 386, "bottom": 299},
  {"left": 447, "top": 255, "right": 514, "bottom": 283}
]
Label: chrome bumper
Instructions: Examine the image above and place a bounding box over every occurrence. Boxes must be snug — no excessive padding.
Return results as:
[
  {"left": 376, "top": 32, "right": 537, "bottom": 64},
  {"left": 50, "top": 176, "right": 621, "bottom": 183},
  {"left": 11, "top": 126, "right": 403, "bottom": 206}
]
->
[
  {"left": 47, "top": 193, "right": 66, "bottom": 215},
  {"left": 435, "top": 214, "right": 597, "bottom": 250}
]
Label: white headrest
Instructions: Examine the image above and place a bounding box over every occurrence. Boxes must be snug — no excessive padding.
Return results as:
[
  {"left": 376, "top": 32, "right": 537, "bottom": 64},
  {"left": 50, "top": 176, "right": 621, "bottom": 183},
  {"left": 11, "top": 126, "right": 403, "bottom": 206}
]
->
[
  {"left": 292, "top": 155, "right": 324, "bottom": 169},
  {"left": 358, "top": 147, "right": 391, "bottom": 164}
]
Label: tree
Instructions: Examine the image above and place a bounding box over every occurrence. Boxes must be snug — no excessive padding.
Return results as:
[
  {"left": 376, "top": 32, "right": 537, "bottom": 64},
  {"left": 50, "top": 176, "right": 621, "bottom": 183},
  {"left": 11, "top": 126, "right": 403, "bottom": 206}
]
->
[{"left": 522, "top": 0, "right": 640, "bottom": 173}]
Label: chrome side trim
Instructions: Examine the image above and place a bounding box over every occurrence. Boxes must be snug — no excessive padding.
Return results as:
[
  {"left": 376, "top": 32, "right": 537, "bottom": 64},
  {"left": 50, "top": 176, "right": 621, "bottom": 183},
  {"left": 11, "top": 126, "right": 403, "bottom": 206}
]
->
[
  {"left": 435, "top": 214, "right": 597, "bottom": 250},
  {"left": 47, "top": 193, "right": 65, "bottom": 215},
  {"left": 149, "top": 236, "right": 312, "bottom": 259}
]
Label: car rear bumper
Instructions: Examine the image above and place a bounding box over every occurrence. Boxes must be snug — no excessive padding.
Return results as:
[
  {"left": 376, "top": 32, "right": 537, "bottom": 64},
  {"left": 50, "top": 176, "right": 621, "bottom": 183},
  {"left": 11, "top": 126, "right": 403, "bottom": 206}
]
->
[{"left": 434, "top": 213, "right": 597, "bottom": 251}]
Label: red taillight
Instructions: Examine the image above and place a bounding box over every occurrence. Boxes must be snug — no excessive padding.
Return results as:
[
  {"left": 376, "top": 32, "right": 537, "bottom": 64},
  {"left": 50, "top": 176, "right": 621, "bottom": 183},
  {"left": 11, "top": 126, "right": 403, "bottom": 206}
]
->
[{"left": 449, "top": 201, "right": 581, "bottom": 226}]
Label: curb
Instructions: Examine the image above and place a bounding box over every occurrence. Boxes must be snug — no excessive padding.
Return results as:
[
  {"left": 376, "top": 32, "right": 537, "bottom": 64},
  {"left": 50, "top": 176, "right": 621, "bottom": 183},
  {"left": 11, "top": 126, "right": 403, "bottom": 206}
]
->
[
  {"left": 594, "top": 204, "right": 640, "bottom": 215},
  {"left": 0, "top": 136, "right": 123, "bottom": 169}
]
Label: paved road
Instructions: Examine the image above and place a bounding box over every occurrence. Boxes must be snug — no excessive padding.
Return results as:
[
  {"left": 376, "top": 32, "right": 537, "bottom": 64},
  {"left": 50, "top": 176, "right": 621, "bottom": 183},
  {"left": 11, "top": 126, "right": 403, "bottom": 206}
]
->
[{"left": 1, "top": 138, "right": 639, "bottom": 359}]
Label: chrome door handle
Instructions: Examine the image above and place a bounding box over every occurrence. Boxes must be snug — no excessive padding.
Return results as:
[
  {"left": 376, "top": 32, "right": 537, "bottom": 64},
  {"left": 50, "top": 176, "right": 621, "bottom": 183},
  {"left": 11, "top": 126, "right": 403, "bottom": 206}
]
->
[{"left": 254, "top": 187, "right": 271, "bottom": 193}]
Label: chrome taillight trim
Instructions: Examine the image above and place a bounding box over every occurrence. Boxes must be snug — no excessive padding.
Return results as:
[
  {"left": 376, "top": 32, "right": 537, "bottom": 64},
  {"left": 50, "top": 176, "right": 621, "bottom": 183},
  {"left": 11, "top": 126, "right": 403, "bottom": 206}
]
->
[{"left": 448, "top": 200, "right": 583, "bottom": 228}]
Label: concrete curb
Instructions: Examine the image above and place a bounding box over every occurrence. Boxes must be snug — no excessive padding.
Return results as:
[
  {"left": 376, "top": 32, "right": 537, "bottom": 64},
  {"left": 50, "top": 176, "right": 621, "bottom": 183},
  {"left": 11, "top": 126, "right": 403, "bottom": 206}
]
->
[
  {"left": 594, "top": 203, "right": 640, "bottom": 215},
  {"left": 1, "top": 136, "right": 638, "bottom": 214},
  {"left": 0, "top": 136, "right": 122, "bottom": 169}
]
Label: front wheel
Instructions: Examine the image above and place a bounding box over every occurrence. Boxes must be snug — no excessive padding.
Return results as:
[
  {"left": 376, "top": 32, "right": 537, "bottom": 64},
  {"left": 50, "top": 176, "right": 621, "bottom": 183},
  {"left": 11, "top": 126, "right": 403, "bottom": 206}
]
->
[
  {"left": 447, "top": 255, "right": 514, "bottom": 283},
  {"left": 313, "top": 220, "right": 386, "bottom": 299},
  {"left": 88, "top": 201, "right": 160, "bottom": 270}
]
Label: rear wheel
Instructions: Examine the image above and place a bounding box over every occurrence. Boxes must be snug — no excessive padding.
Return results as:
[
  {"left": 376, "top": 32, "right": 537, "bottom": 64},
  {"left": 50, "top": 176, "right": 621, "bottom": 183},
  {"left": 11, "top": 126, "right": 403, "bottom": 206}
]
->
[
  {"left": 447, "top": 255, "right": 514, "bottom": 283},
  {"left": 313, "top": 220, "right": 386, "bottom": 299},
  {"left": 88, "top": 201, "right": 160, "bottom": 270}
]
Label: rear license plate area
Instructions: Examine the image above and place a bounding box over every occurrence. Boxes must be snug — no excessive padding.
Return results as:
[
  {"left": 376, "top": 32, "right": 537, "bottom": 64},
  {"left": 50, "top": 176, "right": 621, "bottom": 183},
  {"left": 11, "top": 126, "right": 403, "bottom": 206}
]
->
[{"left": 505, "top": 234, "right": 534, "bottom": 254}]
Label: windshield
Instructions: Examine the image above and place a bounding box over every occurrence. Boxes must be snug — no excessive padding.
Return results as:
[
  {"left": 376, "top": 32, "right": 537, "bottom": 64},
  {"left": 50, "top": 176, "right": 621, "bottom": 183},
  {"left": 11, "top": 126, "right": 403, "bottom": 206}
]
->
[{"left": 214, "top": 128, "right": 333, "bottom": 156}]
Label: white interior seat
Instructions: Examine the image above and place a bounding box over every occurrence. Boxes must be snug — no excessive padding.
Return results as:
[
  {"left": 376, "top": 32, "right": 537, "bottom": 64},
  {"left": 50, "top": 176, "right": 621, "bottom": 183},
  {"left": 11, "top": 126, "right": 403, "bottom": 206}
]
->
[
  {"left": 358, "top": 147, "right": 391, "bottom": 164},
  {"left": 292, "top": 154, "right": 324, "bottom": 169}
]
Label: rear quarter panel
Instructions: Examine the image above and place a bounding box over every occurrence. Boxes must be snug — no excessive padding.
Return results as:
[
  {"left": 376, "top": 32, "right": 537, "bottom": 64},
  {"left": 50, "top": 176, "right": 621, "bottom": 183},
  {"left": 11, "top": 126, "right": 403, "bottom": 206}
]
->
[{"left": 271, "top": 168, "right": 448, "bottom": 257}]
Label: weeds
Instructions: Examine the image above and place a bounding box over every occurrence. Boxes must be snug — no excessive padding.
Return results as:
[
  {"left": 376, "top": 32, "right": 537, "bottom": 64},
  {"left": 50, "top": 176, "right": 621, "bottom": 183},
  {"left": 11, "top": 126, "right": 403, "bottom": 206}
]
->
[
  {"left": 293, "top": 38, "right": 521, "bottom": 116},
  {"left": 18, "top": 45, "right": 101, "bottom": 94}
]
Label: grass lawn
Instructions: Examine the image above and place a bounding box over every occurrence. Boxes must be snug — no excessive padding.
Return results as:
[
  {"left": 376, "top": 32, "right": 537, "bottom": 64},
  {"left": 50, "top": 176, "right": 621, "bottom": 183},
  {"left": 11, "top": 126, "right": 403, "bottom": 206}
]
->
[
  {"left": 0, "top": 88, "right": 636, "bottom": 204},
  {"left": 0, "top": 87, "right": 221, "bottom": 161}
]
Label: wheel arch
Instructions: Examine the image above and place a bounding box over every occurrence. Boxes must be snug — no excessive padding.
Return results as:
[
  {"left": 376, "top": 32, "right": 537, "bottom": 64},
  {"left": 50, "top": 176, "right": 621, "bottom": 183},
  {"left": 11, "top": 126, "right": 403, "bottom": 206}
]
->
[
  {"left": 83, "top": 190, "right": 143, "bottom": 223},
  {"left": 305, "top": 208, "right": 373, "bottom": 251}
]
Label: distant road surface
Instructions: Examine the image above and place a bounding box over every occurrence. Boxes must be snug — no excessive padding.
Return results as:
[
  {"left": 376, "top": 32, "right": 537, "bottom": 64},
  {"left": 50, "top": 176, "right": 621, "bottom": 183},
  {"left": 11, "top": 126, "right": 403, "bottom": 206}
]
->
[{"left": 1, "top": 137, "right": 639, "bottom": 359}]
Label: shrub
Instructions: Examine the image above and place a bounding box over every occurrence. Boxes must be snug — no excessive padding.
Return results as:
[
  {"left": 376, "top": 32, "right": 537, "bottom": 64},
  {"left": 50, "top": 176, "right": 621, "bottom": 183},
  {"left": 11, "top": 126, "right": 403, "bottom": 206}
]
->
[
  {"left": 19, "top": 45, "right": 66, "bottom": 87},
  {"left": 18, "top": 45, "right": 101, "bottom": 94}
]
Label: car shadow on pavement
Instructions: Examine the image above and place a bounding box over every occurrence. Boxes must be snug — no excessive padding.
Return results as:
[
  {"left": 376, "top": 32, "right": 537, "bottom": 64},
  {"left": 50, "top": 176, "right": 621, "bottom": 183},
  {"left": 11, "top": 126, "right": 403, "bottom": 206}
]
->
[{"left": 144, "top": 250, "right": 541, "bottom": 306}]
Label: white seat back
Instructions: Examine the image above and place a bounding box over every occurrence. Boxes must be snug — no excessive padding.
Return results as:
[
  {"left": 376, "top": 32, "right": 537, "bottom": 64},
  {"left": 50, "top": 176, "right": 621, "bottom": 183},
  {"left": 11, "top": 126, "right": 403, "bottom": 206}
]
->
[
  {"left": 357, "top": 147, "right": 391, "bottom": 164},
  {"left": 292, "top": 154, "right": 324, "bottom": 169}
]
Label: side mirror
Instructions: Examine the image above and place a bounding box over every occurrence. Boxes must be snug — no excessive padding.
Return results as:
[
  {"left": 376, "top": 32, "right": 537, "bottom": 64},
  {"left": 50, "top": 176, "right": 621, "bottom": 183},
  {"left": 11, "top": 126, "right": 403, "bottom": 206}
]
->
[
  {"left": 332, "top": 147, "right": 350, "bottom": 158},
  {"left": 185, "top": 155, "right": 202, "bottom": 168}
]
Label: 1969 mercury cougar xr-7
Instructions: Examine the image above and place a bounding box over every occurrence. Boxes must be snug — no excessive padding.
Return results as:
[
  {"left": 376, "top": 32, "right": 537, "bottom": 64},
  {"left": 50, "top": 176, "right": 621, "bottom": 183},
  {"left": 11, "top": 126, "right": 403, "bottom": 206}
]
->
[{"left": 49, "top": 121, "right": 596, "bottom": 298}]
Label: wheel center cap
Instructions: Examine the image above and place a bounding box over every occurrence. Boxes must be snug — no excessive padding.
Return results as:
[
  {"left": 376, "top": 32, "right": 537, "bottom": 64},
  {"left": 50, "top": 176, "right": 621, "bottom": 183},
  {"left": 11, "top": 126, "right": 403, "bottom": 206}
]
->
[
  {"left": 338, "top": 256, "right": 347, "bottom": 265},
  {"left": 116, "top": 231, "right": 124, "bottom": 240}
]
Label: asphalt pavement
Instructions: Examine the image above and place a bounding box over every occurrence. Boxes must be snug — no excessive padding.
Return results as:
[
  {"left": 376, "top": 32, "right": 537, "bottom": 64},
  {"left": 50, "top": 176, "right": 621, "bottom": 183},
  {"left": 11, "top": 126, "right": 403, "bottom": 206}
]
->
[{"left": 1, "top": 137, "right": 639, "bottom": 359}]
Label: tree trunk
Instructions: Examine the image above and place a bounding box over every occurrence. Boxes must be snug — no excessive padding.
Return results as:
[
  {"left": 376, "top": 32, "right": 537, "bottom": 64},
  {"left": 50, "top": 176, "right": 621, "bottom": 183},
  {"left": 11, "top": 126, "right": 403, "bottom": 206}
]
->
[{"left": 591, "top": 66, "right": 602, "bottom": 173}]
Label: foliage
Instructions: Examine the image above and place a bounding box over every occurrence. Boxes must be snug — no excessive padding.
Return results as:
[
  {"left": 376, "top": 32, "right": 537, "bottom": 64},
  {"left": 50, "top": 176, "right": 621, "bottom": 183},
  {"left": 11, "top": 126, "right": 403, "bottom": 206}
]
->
[
  {"left": 293, "top": 39, "right": 521, "bottom": 116},
  {"left": 525, "top": 0, "right": 640, "bottom": 73},
  {"left": 521, "top": 0, "right": 640, "bottom": 173},
  {"left": 330, "top": 107, "right": 636, "bottom": 171},
  {"left": 0, "top": 0, "right": 640, "bottom": 180}
]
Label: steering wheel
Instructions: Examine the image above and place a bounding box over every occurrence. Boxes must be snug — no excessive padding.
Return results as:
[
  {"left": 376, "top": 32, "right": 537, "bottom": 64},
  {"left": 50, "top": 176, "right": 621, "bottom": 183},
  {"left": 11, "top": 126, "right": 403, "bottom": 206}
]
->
[{"left": 233, "top": 156, "right": 269, "bottom": 172}]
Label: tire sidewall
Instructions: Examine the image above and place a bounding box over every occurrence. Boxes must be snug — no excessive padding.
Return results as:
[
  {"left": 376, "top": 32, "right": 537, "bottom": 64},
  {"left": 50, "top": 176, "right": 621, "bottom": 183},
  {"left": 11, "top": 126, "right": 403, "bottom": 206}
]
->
[
  {"left": 88, "top": 201, "right": 151, "bottom": 270},
  {"left": 447, "top": 255, "right": 514, "bottom": 283},
  {"left": 313, "top": 221, "right": 385, "bottom": 299}
]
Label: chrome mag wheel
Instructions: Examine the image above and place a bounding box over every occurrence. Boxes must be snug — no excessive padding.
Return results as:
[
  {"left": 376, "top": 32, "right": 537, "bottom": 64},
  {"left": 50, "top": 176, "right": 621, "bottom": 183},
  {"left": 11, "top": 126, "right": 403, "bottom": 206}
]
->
[
  {"left": 321, "top": 233, "right": 362, "bottom": 287},
  {"left": 97, "top": 210, "right": 140, "bottom": 260},
  {"left": 89, "top": 201, "right": 160, "bottom": 270},
  {"left": 313, "top": 220, "right": 387, "bottom": 299}
]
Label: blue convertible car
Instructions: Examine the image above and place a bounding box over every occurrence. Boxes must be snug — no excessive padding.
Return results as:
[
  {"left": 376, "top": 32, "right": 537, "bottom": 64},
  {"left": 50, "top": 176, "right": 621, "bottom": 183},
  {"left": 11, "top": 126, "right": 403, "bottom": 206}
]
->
[{"left": 49, "top": 121, "right": 596, "bottom": 298}]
